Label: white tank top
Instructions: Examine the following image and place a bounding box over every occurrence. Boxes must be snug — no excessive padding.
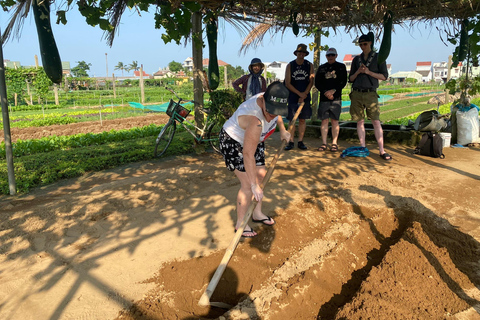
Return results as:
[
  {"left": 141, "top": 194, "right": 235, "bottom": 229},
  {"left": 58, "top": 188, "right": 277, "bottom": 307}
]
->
[{"left": 223, "top": 93, "right": 278, "bottom": 146}]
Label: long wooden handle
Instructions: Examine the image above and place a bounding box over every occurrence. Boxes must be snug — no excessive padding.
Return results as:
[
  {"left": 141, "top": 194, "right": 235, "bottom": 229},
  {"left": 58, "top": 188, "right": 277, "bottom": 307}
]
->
[{"left": 198, "top": 102, "right": 305, "bottom": 306}]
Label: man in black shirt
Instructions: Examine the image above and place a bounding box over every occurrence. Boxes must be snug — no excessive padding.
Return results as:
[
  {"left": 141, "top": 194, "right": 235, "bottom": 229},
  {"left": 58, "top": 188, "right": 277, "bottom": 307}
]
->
[
  {"left": 314, "top": 48, "right": 347, "bottom": 152},
  {"left": 349, "top": 34, "right": 392, "bottom": 161}
]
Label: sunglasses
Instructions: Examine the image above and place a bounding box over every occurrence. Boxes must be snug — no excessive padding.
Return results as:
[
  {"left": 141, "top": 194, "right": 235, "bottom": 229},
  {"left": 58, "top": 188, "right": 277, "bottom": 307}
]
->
[
  {"left": 326, "top": 54, "right": 336, "bottom": 57},
  {"left": 359, "top": 42, "right": 370, "bottom": 47}
]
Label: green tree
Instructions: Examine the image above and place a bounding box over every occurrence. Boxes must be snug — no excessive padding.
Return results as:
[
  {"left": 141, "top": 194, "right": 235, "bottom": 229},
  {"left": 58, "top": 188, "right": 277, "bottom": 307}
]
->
[
  {"left": 114, "top": 62, "right": 126, "bottom": 76},
  {"left": 168, "top": 61, "right": 183, "bottom": 72},
  {"left": 127, "top": 61, "right": 139, "bottom": 73},
  {"left": 71, "top": 61, "right": 91, "bottom": 77}
]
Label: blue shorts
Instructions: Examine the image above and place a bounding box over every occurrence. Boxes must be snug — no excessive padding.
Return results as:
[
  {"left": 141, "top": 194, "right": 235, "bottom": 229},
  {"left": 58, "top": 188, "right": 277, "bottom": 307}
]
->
[{"left": 287, "top": 101, "right": 312, "bottom": 121}]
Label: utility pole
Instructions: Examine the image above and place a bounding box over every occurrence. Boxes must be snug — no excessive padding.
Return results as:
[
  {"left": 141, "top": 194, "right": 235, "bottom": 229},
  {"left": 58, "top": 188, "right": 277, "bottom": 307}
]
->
[{"left": 105, "top": 53, "right": 108, "bottom": 80}]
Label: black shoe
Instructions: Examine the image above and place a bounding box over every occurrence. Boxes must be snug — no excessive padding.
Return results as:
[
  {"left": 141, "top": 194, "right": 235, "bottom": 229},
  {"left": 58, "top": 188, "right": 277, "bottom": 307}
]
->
[
  {"left": 298, "top": 141, "right": 307, "bottom": 150},
  {"left": 285, "top": 142, "right": 294, "bottom": 151}
]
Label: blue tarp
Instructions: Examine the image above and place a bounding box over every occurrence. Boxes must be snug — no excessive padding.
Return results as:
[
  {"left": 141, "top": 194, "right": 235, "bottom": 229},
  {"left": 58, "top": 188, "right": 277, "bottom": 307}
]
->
[{"left": 128, "top": 101, "right": 194, "bottom": 112}]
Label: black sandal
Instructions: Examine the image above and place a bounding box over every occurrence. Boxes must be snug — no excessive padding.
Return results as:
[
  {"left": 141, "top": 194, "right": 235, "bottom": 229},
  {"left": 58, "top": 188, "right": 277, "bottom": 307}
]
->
[
  {"left": 235, "top": 227, "right": 257, "bottom": 238},
  {"left": 318, "top": 144, "right": 328, "bottom": 151},
  {"left": 380, "top": 152, "right": 393, "bottom": 161},
  {"left": 330, "top": 144, "right": 339, "bottom": 152}
]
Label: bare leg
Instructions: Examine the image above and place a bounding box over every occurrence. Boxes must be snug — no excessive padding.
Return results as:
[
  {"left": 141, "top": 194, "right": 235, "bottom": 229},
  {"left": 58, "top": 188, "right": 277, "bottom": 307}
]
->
[
  {"left": 321, "top": 118, "right": 329, "bottom": 145},
  {"left": 372, "top": 119, "right": 385, "bottom": 155},
  {"left": 331, "top": 119, "right": 339, "bottom": 145},
  {"left": 298, "top": 119, "right": 306, "bottom": 141},
  {"left": 252, "top": 166, "right": 274, "bottom": 224},
  {"left": 356, "top": 119, "right": 366, "bottom": 147},
  {"left": 288, "top": 121, "right": 295, "bottom": 142}
]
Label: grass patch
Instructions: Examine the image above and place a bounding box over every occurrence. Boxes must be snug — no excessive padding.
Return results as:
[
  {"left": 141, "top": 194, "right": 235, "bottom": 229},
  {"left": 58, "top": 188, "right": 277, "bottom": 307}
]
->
[{"left": 0, "top": 130, "right": 197, "bottom": 194}]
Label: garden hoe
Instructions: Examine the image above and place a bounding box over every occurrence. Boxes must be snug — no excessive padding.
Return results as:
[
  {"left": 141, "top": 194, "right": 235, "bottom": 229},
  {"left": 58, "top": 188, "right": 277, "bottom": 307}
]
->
[{"left": 198, "top": 103, "right": 305, "bottom": 309}]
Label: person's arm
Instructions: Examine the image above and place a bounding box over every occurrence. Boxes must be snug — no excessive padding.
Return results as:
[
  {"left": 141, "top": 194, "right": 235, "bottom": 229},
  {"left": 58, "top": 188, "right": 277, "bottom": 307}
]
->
[
  {"left": 303, "top": 62, "right": 315, "bottom": 95},
  {"left": 349, "top": 57, "right": 361, "bottom": 83},
  {"left": 232, "top": 75, "right": 246, "bottom": 94},
  {"left": 242, "top": 115, "right": 264, "bottom": 200},
  {"left": 314, "top": 65, "right": 323, "bottom": 91},
  {"left": 285, "top": 64, "right": 307, "bottom": 100},
  {"left": 363, "top": 67, "right": 386, "bottom": 81},
  {"left": 261, "top": 76, "right": 267, "bottom": 92},
  {"left": 276, "top": 116, "right": 291, "bottom": 142},
  {"left": 338, "top": 64, "right": 348, "bottom": 90}
]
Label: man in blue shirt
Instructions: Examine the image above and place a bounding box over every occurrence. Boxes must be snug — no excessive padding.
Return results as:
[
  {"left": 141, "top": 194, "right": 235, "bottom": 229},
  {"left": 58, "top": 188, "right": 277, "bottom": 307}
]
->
[{"left": 284, "top": 43, "right": 315, "bottom": 150}]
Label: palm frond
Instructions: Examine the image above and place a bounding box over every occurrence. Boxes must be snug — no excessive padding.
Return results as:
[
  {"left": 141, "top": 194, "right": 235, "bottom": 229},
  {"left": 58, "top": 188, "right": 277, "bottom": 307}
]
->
[
  {"left": 239, "top": 22, "right": 277, "bottom": 55},
  {"left": 104, "top": 0, "right": 129, "bottom": 47},
  {"left": 1, "top": 0, "right": 32, "bottom": 44}
]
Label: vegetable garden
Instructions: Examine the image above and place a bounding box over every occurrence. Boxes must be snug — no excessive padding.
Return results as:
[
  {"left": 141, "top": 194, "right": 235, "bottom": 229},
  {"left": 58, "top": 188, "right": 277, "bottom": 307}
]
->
[{"left": 0, "top": 80, "right": 468, "bottom": 195}]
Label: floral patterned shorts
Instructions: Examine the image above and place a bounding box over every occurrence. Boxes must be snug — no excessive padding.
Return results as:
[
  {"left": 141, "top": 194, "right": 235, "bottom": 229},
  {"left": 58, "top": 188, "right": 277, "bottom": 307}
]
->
[{"left": 219, "top": 128, "right": 265, "bottom": 172}]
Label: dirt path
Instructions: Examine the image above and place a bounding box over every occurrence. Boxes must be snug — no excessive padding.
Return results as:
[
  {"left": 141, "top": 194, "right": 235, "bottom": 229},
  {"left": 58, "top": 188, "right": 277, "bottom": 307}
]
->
[{"left": 1, "top": 135, "right": 480, "bottom": 320}]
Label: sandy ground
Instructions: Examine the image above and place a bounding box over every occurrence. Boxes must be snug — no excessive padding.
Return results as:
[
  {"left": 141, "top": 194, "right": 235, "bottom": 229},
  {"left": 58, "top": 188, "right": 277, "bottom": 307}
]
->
[{"left": 1, "top": 128, "right": 480, "bottom": 320}]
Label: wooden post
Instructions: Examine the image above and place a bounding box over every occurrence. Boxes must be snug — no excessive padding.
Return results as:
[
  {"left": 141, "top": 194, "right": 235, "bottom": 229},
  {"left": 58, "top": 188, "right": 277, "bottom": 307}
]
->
[
  {"left": 140, "top": 65, "right": 145, "bottom": 105},
  {"left": 0, "top": 32, "right": 16, "bottom": 195},
  {"left": 112, "top": 73, "right": 116, "bottom": 99},
  {"left": 54, "top": 83, "right": 59, "bottom": 105},
  {"left": 224, "top": 65, "right": 228, "bottom": 88},
  {"left": 311, "top": 31, "right": 321, "bottom": 121},
  {"left": 445, "top": 55, "right": 452, "bottom": 104},
  {"left": 192, "top": 11, "right": 204, "bottom": 134}
]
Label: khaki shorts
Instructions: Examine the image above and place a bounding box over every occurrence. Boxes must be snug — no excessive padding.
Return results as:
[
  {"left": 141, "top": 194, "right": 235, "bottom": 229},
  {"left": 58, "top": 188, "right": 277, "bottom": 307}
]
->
[{"left": 349, "top": 90, "right": 380, "bottom": 121}]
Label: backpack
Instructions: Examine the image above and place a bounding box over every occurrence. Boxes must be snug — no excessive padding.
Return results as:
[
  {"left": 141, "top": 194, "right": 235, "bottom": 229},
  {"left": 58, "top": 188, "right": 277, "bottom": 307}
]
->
[
  {"left": 414, "top": 132, "right": 445, "bottom": 158},
  {"left": 340, "top": 146, "right": 370, "bottom": 158}
]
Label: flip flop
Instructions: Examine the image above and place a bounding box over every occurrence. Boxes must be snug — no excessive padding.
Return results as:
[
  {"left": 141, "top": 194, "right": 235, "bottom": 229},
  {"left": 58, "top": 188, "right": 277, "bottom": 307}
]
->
[
  {"left": 380, "top": 152, "right": 393, "bottom": 161},
  {"left": 235, "top": 227, "right": 257, "bottom": 238},
  {"left": 252, "top": 216, "right": 275, "bottom": 226}
]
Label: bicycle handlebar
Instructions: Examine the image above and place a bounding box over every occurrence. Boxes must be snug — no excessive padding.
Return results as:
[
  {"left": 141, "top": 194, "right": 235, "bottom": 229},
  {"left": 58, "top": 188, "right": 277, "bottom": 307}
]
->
[{"left": 165, "top": 86, "right": 182, "bottom": 101}]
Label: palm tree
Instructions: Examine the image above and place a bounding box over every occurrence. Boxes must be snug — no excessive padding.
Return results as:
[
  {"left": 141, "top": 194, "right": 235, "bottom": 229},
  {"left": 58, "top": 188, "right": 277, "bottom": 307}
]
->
[
  {"left": 128, "top": 61, "right": 139, "bottom": 73},
  {"left": 114, "top": 62, "right": 126, "bottom": 76}
]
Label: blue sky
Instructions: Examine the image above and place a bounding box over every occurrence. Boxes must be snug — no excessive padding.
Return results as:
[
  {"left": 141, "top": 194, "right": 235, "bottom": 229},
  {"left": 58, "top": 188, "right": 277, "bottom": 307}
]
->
[{"left": 1, "top": 8, "right": 456, "bottom": 77}]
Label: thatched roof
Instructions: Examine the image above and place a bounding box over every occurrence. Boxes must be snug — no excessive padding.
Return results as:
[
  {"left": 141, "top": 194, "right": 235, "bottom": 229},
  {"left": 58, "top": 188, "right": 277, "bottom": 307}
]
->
[{"left": 189, "top": 0, "right": 479, "bottom": 30}]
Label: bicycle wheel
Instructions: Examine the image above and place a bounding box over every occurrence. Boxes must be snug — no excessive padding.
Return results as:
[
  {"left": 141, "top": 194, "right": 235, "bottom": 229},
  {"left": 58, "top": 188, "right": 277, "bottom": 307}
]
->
[
  {"left": 154, "top": 120, "right": 176, "bottom": 157},
  {"left": 207, "top": 121, "right": 223, "bottom": 154}
]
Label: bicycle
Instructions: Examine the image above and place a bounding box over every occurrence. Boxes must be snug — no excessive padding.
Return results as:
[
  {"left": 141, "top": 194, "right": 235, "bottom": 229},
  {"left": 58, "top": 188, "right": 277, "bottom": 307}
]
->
[{"left": 154, "top": 88, "right": 223, "bottom": 157}]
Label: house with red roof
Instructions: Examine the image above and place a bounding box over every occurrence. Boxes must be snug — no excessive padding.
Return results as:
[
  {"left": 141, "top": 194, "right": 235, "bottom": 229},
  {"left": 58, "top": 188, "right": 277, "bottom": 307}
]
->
[
  {"left": 342, "top": 54, "right": 359, "bottom": 73},
  {"left": 415, "top": 61, "right": 433, "bottom": 82},
  {"left": 133, "top": 70, "right": 151, "bottom": 78}
]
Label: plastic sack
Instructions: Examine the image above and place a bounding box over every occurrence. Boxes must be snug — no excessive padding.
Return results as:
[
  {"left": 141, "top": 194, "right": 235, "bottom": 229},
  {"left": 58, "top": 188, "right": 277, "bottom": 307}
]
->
[
  {"left": 457, "top": 108, "right": 480, "bottom": 145},
  {"left": 414, "top": 110, "right": 447, "bottom": 132},
  {"left": 340, "top": 147, "right": 370, "bottom": 158}
]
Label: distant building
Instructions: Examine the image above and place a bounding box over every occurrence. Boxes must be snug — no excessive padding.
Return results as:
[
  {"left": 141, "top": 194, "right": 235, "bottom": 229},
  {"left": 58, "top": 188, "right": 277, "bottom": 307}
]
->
[
  {"left": 153, "top": 68, "right": 175, "bottom": 79},
  {"left": 451, "top": 62, "right": 463, "bottom": 79},
  {"left": 202, "top": 58, "right": 229, "bottom": 68},
  {"left": 182, "top": 57, "right": 229, "bottom": 71},
  {"left": 389, "top": 71, "right": 423, "bottom": 84},
  {"left": 386, "top": 64, "right": 392, "bottom": 78},
  {"left": 433, "top": 61, "right": 448, "bottom": 83},
  {"left": 343, "top": 54, "right": 359, "bottom": 73},
  {"left": 265, "top": 61, "right": 288, "bottom": 81},
  {"left": 182, "top": 57, "right": 194, "bottom": 72},
  {"left": 62, "top": 61, "right": 71, "bottom": 77},
  {"left": 3, "top": 60, "right": 21, "bottom": 69},
  {"left": 133, "top": 70, "right": 151, "bottom": 78},
  {"left": 415, "top": 61, "right": 433, "bottom": 82}
]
